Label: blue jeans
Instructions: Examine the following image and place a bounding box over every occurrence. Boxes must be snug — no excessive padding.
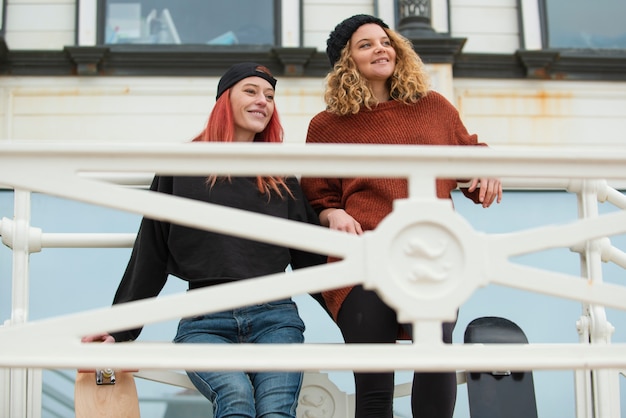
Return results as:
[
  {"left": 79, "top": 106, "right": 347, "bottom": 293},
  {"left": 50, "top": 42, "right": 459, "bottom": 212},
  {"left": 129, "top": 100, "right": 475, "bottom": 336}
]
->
[{"left": 173, "top": 299, "right": 305, "bottom": 418}]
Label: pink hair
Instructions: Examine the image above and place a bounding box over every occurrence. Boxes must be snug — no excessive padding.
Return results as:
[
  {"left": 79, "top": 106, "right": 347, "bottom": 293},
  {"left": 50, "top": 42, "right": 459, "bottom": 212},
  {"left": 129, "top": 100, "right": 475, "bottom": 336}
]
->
[{"left": 192, "top": 67, "right": 291, "bottom": 198}]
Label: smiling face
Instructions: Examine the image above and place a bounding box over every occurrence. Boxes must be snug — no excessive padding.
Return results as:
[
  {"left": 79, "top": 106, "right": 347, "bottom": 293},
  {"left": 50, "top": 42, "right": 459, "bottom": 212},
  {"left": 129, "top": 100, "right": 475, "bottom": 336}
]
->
[
  {"left": 229, "top": 76, "right": 275, "bottom": 142},
  {"left": 349, "top": 23, "right": 396, "bottom": 84}
]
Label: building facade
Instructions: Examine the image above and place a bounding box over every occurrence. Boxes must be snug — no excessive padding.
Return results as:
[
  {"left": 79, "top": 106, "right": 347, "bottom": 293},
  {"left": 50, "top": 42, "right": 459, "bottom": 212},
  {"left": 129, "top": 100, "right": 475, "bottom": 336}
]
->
[
  {"left": 1, "top": 1, "right": 625, "bottom": 417},
  {"left": 0, "top": 0, "right": 624, "bottom": 147}
]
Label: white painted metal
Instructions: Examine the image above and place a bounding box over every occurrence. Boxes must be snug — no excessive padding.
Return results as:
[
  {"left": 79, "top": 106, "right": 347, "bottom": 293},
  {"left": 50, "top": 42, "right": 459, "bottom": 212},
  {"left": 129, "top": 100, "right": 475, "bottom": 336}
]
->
[
  {"left": 0, "top": 142, "right": 625, "bottom": 418},
  {"left": 77, "top": 0, "right": 97, "bottom": 46},
  {"left": 4, "top": 190, "right": 43, "bottom": 418},
  {"left": 574, "top": 181, "right": 620, "bottom": 418},
  {"left": 281, "top": 0, "right": 301, "bottom": 47},
  {"left": 9, "top": 190, "right": 30, "bottom": 418},
  {"left": 135, "top": 370, "right": 354, "bottom": 418},
  {"left": 519, "top": 0, "right": 543, "bottom": 49},
  {"left": 376, "top": 0, "right": 396, "bottom": 30},
  {"left": 431, "top": 0, "right": 450, "bottom": 34}
]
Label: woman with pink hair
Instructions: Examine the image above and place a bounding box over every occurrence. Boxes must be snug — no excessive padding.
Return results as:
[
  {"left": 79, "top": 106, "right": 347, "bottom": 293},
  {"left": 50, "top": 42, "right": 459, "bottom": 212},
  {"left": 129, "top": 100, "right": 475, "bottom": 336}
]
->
[{"left": 84, "top": 62, "right": 325, "bottom": 418}]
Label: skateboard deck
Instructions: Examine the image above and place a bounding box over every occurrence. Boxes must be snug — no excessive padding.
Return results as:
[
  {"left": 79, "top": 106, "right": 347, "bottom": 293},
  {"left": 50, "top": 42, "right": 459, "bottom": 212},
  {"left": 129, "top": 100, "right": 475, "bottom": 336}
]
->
[
  {"left": 464, "top": 316, "right": 538, "bottom": 418},
  {"left": 75, "top": 369, "right": 140, "bottom": 418}
]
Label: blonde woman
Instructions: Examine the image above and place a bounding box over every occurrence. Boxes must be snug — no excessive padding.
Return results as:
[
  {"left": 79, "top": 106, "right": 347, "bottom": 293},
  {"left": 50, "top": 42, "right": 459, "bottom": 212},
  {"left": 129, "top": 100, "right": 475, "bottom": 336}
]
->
[{"left": 301, "top": 15, "right": 502, "bottom": 418}]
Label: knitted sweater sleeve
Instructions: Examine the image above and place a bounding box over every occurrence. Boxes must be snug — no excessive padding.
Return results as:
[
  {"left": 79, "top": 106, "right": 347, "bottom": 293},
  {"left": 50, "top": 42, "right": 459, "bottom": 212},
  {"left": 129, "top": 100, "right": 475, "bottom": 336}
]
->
[
  {"left": 445, "top": 98, "right": 490, "bottom": 204},
  {"left": 300, "top": 112, "right": 344, "bottom": 213}
]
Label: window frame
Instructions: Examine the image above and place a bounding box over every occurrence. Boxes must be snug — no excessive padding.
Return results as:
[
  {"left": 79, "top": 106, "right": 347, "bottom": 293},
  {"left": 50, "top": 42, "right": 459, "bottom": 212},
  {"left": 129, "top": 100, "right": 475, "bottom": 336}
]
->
[
  {"left": 1, "top": 0, "right": 624, "bottom": 81},
  {"left": 93, "top": 0, "right": 283, "bottom": 47},
  {"left": 537, "top": 0, "right": 626, "bottom": 50},
  {"left": 0, "top": 0, "right": 5, "bottom": 36}
]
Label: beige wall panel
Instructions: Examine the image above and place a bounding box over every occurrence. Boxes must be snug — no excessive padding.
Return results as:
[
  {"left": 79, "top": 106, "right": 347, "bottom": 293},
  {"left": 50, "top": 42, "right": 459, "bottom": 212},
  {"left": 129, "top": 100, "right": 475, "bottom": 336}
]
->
[
  {"left": 304, "top": 0, "right": 371, "bottom": 6},
  {"left": 11, "top": 93, "right": 213, "bottom": 116},
  {"left": 11, "top": 114, "right": 206, "bottom": 142},
  {"left": 276, "top": 79, "right": 327, "bottom": 143},
  {"left": 6, "top": 3, "right": 75, "bottom": 31},
  {"left": 454, "top": 79, "right": 626, "bottom": 147},
  {"left": 278, "top": 80, "right": 327, "bottom": 115},
  {"left": 3, "top": 75, "right": 625, "bottom": 148},
  {"left": 281, "top": 115, "right": 315, "bottom": 144},
  {"left": 451, "top": 7, "right": 518, "bottom": 34},
  {"left": 459, "top": 34, "right": 520, "bottom": 53},
  {"left": 6, "top": 2, "right": 76, "bottom": 49},
  {"left": 303, "top": 2, "right": 374, "bottom": 30},
  {"left": 464, "top": 115, "right": 626, "bottom": 147},
  {"left": 1, "top": 77, "right": 328, "bottom": 143},
  {"left": 9, "top": 0, "right": 74, "bottom": 4},
  {"left": 10, "top": 113, "right": 319, "bottom": 145},
  {"left": 459, "top": 93, "right": 626, "bottom": 118},
  {"left": 0, "top": 88, "right": 6, "bottom": 113},
  {"left": 452, "top": 0, "right": 516, "bottom": 6},
  {"left": 302, "top": 32, "right": 330, "bottom": 51},
  {"left": 451, "top": 7, "right": 520, "bottom": 54},
  {"left": 1, "top": 77, "right": 215, "bottom": 141},
  {"left": 5, "top": 31, "right": 74, "bottom": 49},
  {"left": 303, "top": 3, "right": 374, "bottom": 50},
  {"left": 450, "top": 1, "right": 519, "bottom": 53},
  {"left": 304, "top": 4, "right": 374, "bottom": 31}
]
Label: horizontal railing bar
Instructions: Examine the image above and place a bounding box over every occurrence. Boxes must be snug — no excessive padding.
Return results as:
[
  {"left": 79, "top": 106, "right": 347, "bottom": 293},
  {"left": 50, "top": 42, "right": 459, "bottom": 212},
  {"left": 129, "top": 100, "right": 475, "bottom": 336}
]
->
[
  {"left": 0, "top": 342, "right": 625, "bottom": 372},
  {"left": 1, "top": 142, "right": 626, "bottom": 180},
  {"left": 40, "top": 233, "right": 135, "bottom": 248}
]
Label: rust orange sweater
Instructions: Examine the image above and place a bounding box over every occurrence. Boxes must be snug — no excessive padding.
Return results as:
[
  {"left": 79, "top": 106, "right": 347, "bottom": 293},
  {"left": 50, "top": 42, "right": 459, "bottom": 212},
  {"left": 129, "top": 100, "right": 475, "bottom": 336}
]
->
[{"left": 301, "top": 91, "right": 486, "bottom": 323}]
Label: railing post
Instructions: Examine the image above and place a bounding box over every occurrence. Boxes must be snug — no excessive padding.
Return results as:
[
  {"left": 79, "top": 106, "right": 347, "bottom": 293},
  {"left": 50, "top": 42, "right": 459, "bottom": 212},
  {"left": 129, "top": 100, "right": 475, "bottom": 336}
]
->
[
  {"left": 573, "top": 180, "right": 620, "bottom": 418},
  {"left": 6, "top": 189, "right": 42, "bottom": 418}
]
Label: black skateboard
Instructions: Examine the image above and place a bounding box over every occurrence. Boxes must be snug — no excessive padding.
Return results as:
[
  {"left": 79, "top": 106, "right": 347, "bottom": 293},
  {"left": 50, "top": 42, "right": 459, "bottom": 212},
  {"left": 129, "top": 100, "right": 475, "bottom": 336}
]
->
[{"left": 464, "top": 316, "right": 538, "bottom": 418}]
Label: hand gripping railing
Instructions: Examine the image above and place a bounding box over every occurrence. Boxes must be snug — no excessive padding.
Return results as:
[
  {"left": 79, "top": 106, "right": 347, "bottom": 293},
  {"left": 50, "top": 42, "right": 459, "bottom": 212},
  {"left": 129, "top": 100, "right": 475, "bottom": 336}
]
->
[{"left": 1, "top": 142, "right": 626, "bottom": 418}]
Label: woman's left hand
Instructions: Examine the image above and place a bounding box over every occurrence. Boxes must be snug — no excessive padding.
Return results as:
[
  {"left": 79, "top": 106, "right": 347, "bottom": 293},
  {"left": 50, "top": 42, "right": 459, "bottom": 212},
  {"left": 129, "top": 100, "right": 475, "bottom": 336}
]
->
[
  {"left": 468, "top": 178, "right": 502, "bottom": 208},
  {"left": 81, "top": 333, "right": 115, "bottom": 343}
]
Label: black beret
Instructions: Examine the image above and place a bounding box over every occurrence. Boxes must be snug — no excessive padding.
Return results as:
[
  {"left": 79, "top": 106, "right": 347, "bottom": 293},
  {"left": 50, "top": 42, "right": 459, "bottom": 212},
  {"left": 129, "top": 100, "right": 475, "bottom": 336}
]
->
[
  {"left": 216, "top": 62, "right": 277, "bottom": 100},
  {"left": 326, "top": 14, "right": 389, "bottom": 67}
]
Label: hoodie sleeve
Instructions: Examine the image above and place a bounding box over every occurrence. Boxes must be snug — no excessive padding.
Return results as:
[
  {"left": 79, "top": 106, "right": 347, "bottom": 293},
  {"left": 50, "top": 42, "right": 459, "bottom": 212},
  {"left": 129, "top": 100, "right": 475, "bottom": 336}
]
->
[
  {"left": 110, "top": 176, "right": 171, "bottom": 342},
  {"left": 285, "top": 177, "right": 328, "bottom": 269},
  {"left": 285, "top": 177, "right": 331, "bottom": 316}
]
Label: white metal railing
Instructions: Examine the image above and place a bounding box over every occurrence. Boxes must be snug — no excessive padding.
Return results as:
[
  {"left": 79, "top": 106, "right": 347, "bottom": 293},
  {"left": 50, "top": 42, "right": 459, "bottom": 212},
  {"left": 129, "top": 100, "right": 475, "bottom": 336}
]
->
[{"left": 1, "top": 141, "right": 626, "bottom": 418}]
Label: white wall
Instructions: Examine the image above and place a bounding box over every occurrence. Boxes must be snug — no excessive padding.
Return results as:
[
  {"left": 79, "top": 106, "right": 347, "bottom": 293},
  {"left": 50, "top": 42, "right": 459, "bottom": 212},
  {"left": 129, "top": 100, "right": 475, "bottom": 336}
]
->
[
  {"left": 302, "top": 0, "right": 374, "bottom": 50},
  {"left": 1, "top": 0, "right": 569, "bottom": 148},
  {"left": 453, "top": 78, "right": 626, "bottom": 147},
  {"left": 1, "top": 75, "right": 625, "bottom": 149},
  {"left": 0, "top": 76, "right": 327, "bottom": 144},
  {"left": 449, "top": 0, "right": 521, "bottom": 53},
  {"left": 4, "top": 0, "right": 76, "bottom": 50}
]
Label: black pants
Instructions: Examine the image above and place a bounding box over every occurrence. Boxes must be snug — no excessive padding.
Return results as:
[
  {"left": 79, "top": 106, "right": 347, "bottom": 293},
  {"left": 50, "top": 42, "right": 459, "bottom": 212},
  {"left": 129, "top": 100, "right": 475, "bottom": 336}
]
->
[{"left": 337, "top": 285, "right": 457, "bottom": 418}]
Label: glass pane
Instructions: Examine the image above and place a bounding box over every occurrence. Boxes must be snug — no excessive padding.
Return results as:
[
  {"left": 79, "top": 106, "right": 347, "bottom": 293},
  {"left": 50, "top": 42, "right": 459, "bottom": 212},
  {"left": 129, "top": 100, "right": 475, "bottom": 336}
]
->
[
  {"left": 104, "top": 0, "right": 275, "bottom": 45},
  {"left": 545, "top": 0, "right": 626, "bottom": 49}
]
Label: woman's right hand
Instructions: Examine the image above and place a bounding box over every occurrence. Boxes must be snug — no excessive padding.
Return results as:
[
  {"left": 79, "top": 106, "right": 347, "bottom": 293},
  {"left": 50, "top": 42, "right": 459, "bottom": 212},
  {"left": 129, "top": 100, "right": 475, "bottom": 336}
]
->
[
  {"left": 81, "top": 333, "right": 115, "bottom": 343},
  {"left": 321, "top": 208, "right": 363, "bottom": 235}
]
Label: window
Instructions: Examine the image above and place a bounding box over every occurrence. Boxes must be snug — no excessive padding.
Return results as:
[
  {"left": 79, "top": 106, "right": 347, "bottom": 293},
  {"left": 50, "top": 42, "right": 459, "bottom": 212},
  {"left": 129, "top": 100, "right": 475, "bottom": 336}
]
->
[
  {"left": 100, "top": 0, "right": 277, "bottom": 45},
  {"left": 541, "top": 0, "right": 626, "bottom": 49}
]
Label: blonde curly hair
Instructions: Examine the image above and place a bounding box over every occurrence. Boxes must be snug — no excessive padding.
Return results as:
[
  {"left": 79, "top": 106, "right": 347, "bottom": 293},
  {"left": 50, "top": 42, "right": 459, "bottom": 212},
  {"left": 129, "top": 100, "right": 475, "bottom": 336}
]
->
[{"left": 324, "top": 27, "right": 431, "bottom": 116}]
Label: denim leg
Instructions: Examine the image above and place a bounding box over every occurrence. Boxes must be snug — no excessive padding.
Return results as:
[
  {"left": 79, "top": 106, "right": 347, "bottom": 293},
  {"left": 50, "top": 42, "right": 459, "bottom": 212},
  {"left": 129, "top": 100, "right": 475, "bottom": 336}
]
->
[
  {"left": 174, "top": 311, "right": 256, "bottom": 418},
  {"left": 248, "top": 300, "right": 305, "bottom": 418},
  {"left": 173, "top": 300, "right": 305, "bottom": 418},
  {"left": 187, "top": 370, "right": 255, "bottom": 418},
  {"left": 250, "top": 371, "right": 302, "bottom": 418}
]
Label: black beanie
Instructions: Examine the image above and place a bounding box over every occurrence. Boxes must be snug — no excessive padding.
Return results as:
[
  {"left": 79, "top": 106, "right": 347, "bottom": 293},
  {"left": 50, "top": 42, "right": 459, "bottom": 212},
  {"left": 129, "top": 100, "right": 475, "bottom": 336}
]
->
[
  {"left": 326, "top": 14, "right": 389, "bottom": 67},
  {"left": 216, "top": 62, "right": 277, "bottom": 100}
]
